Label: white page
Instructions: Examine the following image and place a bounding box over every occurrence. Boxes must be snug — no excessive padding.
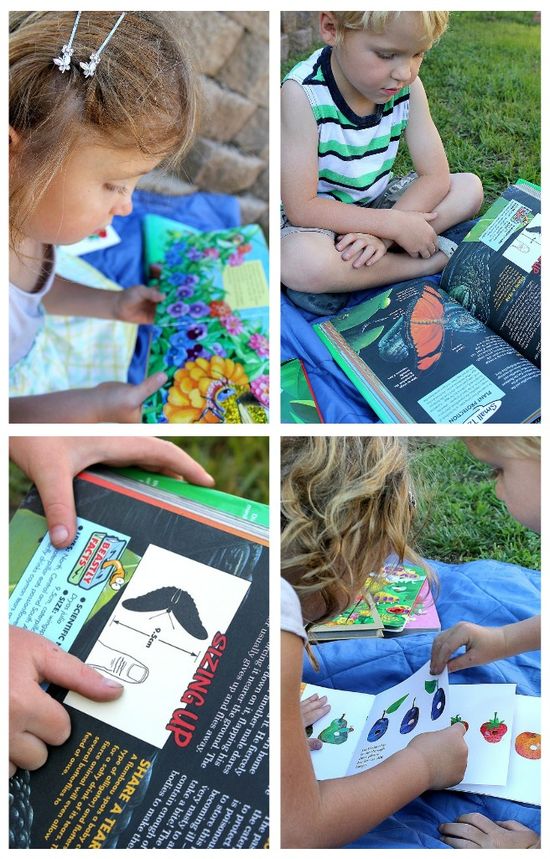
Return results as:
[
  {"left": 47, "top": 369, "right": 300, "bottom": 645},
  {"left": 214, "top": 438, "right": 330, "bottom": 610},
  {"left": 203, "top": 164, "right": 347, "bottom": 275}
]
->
[
  {"left": 301, "top": 684, "right": 375, "bottom": 780},
  {"left": 66, "top": 544, "right": 250, "bottom": 747},
  {"left": 453, "top": 694, "right": 540, "bottom": 804},
  {"left": 448, "top": 684, "right": 516, "bottom": 786}
]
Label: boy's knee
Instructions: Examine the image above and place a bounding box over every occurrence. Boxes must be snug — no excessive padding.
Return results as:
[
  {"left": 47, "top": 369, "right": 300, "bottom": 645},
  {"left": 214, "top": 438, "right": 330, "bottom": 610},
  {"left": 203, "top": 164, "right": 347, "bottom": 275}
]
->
[
  {"left": 282, "top": 247, "right": 339, "bottom": 293},
  {"left": 463, "top": 173, "right": 484, "bottom": 217}
]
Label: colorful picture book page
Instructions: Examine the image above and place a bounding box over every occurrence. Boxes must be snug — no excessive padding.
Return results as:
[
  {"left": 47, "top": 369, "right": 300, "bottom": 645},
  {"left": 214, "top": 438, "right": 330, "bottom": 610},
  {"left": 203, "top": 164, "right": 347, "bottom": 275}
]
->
[
  {"left": 9, "top": 516, "right": 131, "bottom": 651},
  {"left": 448, "top": 684, "right": 517, "bottom": 786},
  {"left": 301, "top": 685, "right": 376, "bottom": 780},
  {"left": 143, "top": 215, "right": 269, "bottom": 424},
  {"left": 403, "top": 579, "right": 441, "bottom": 633},
  {"left": 60, "top": 224, "right": 121, "bottom": 256},
  {"left": 312, "top": 592, "right": 382, "bottom": 636},
  {"left": 303, "top": 660, "right": 449, "bottom": 780},
  {"left": 453, "top": 694, "right": 540, "bottom": 805},
  {"left": 66, "top": 544, "right": 251, "bottom": 747},
  {"left": 365, "top": 563, "right": 427, "bottom": 631}
]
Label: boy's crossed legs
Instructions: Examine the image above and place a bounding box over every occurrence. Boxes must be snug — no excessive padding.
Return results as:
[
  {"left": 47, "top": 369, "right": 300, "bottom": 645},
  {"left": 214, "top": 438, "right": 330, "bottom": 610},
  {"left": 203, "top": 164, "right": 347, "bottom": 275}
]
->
[{"left": 282, "top": 173, "right": 483, "bottom": 306}]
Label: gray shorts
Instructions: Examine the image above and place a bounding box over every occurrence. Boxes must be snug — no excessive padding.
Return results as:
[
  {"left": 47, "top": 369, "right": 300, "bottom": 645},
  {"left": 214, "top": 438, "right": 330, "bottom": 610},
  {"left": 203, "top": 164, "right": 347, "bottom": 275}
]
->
[{"left": 281, "top": 172, "right": 418, "bottom": 241}]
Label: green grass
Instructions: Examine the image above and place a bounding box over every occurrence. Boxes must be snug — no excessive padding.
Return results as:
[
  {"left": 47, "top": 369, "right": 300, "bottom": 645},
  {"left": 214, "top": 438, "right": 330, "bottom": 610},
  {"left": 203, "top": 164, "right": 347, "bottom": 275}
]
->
[
  {"left": 410, "top": 439, "right": 540, "bottom": 568},
  {"left": 283, "top": 12, "right": 540, "bottom": 210},
  {"left": 9, "top": 437, "right": 269, "bottom": 518}
]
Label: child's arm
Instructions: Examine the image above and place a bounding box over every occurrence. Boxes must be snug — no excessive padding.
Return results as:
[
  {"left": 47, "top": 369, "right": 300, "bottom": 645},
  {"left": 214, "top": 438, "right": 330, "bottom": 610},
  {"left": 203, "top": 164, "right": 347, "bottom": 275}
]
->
[
  {"left": 282, "top": 630, "right": 468, "bottom": 848},
  {"left": 43, "top": 276, "right": 164, "bottom": 324},
  {"left": 10, "top": 626, "right": 123, "bottom": 774},
  {"left": 430, "top": 616, "right": 541, "bottom": 675},
  {"left": 9, "top": 436, "right": 214, "bottom": 546},
  {"left": 395, "top": 77, "right": 451, "bottom": 213},
  {"left": 281, "top": 81, "right": 439, "bottom": 257},
  {"left": 9, "top": 373, "right": 167, "bottom": 424}
]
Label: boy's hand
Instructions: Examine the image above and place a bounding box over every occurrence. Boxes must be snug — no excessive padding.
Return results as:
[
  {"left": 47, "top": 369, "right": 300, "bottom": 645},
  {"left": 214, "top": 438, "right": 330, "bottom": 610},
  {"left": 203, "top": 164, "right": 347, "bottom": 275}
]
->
[
  {"left": 430, "top": 622, "right": 507, "bottom": 675},
  {"left": 439, "top": 814, "right": 540, "bottom": 849},
  {"left": 114, "top": 286, "right": 165, "bottom": 324},
  {"left": 408, "top": 722, "right": 468, "bottom": 790},
  {"left": 390, "top": 210, "right": 439, "bottom": 258},
  {"left": 10, "top": 627, "right": 123, "bottom": 775},
  {"left": 10, "top": 434, "right": 214, "bottom": 547},
  {"left": 301, "top": 693, "right": 331, "bottom": 750},
  {"left": 336, "top": 233, "right": 387, "bottom": 268}
]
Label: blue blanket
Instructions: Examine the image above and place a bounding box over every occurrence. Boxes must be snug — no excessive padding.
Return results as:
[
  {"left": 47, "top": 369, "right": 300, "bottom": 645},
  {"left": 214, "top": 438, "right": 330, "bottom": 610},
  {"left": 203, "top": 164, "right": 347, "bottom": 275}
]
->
[
  {"left": 281, "top": 220, "right": 477, "bottom": 423},
  {"left": 303, "top": 559, "right": 541, "bottom": 848},
  {"left": 78, "top": 190, "right": 241, "bottom": 384}
]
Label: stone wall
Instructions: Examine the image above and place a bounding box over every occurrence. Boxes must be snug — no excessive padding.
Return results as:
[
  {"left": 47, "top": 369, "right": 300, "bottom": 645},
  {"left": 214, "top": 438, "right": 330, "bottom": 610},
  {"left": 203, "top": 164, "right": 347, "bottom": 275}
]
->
[
  {"left": 281, "top": 12, "right": 319, "bottom": 63},
  {"left": 144, "top": 12, "right": 268, "bottom": 232}
]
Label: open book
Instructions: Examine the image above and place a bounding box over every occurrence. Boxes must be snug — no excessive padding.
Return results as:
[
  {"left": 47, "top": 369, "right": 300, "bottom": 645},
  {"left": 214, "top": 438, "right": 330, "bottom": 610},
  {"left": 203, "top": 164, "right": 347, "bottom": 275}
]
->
[
  {"left": 315, "top": 181, "right": 540, "bottom": 423},
  {"left": 141, "top": 215, "right": 269, "bottom": 424},
  {"left": 9, "top": 468, "right": 269, "bottom": 849},
  {"left": 302, "top": 660, "right": 540, "bottom": 804}
]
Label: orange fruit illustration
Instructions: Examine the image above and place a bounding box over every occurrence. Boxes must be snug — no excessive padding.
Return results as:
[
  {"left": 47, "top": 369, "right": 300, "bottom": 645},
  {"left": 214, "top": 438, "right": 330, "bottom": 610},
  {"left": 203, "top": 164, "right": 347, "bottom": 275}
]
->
[{"left": 514, "top": 731, "right": 541, "bottom": 760}]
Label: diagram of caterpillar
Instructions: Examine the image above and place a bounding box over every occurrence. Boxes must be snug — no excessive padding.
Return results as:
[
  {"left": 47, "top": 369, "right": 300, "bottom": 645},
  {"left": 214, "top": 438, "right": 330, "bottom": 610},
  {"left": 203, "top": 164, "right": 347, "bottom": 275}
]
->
[{"left": 66, "top": 542, "right": 250, "bottom": 747}]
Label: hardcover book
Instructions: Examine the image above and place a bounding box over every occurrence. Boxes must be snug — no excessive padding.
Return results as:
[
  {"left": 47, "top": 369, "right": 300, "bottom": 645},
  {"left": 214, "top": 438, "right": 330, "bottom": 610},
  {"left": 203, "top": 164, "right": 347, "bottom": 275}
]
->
[
  {"left": 9, "top": 468, "right": 269, "bottom": 849},
  {"left": 315, "top": 181, "right": 541, "bottom": 424}
]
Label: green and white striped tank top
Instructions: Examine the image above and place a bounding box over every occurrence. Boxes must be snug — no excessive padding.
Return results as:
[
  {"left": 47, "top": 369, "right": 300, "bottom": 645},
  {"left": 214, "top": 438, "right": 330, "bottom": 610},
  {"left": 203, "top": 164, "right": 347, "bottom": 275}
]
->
[{"left": 284, "top": 46, "right": 410, "bottom": 207}]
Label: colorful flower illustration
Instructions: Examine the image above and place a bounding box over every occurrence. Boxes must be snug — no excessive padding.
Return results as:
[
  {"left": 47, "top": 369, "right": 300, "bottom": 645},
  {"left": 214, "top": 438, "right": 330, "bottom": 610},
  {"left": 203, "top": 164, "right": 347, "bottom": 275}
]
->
[
  {"left": 167, "top": 301, "right": 190, "bottom": 318},
  {"left": 209, "top": 300, "right": 232, "bottom": 318},
  {"left": 251, "top": 375, "right": 269, "bottom": 407},
  {"left": 248, "top": 333, "right": 269, "bottom": 357},
  {"left": 189, "top": 301, "right": 211, "bottom": 318},
  {"left": 221, "top": 315, "right": 244, "bottom": 335},
  {"left": 163, "top": 356, "right": 250, "bottom": 423}
]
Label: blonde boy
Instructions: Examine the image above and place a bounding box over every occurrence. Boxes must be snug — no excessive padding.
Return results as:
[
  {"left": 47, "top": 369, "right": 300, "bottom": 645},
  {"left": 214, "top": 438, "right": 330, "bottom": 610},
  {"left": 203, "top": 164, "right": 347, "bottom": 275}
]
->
[{"left": 281, "top": 11, "right": 483, "bottom": 314}]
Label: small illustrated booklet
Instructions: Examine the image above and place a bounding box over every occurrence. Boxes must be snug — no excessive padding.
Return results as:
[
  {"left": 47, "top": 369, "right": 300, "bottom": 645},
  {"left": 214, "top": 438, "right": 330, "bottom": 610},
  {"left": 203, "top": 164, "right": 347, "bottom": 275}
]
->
[
  {"left": 311, "top": 562, "right": 429, "bottom": 640},
  {"left": 397, "top": 578, "right": 441, "bottom": 635},
  {"left": 302, "top": 663, "right": 540, "bottom": 804},
  {"left": 141, "top": 215, "right": 269, "bottom": 424},
  {"left": 315, "top": 181, "right": 540, "bottom": 424},
  {"left": 281, "top": 358, "right": 324, "bottom": 423},
  {"left": 9, "top": 468, "right": 269, "bottom": 849}
]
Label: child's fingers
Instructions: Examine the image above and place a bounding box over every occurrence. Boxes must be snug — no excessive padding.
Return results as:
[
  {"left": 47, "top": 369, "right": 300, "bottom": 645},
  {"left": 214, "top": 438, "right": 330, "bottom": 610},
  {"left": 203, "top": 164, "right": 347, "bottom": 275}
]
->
[
  {"left": 38, "top": 642, "right": 124, "bottom": 701},
  {"left": 335, "top": 233, "right": 356, "bottom": 251},
  {"left": 9, "top": 733, "right": 49, "bottom": 774},
  {"left": 32, "top": 456, "right": 78, "bottom": 548},
  {"left": 147, "top": 288, "right": 166, "bottom": 303},
  {"left": 352, "top": 245, "right": 377, "bottom": 268},
  {"left": 131, "top": 372, "right": 168, "bottom": 406},
  {"left": 100, "top": 438, "right": 215, "bottom": 487},
  {"left": 366, "top": 246, "right": 386, "bottom": 266}
]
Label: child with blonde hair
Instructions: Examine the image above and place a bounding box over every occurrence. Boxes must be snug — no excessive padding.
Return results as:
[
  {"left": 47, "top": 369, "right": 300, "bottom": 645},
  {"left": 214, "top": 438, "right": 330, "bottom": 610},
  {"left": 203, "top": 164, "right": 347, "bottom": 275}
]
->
[
  {"left": 281, "top": 10, "right": 483, "bottom": 315},
  {"left": 281, "top": 436, "right": 468, "bottom": 848},
  {"left": 9, "top": 11, "right": 198, "bottom": 421},
  {"left": 432, "top": 436, "right": 540, "bottom": 850}
]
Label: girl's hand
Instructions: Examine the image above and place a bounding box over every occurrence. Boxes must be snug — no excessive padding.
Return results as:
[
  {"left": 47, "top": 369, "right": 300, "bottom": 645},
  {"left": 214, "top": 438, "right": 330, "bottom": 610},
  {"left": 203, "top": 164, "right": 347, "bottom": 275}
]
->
[
  {"left": 10, "top": 435, "right": 214, "bottom": 548},
  {"left": 301, "top": 693, "right": 331, "bottom": 750},
  {"left": 430, "top": 622, "right": 507, "bottom": 675},
  {"left": 114, "top": 285, "right": 165, "bottom": 324},
  {"left": 336, "top": 233, "right": 387, "bottom": 268},
  {"left": 91, "top": 373, "right": 169, "bottom": 423},
  {"left": 10, "top": 627, "right": 123, "bottom": 775},
  {"left": 407, "top": 722, "right": 468, "bottom": 790},
  {"left": 439, "top": 814, "right": 540, "bottom": 849}
]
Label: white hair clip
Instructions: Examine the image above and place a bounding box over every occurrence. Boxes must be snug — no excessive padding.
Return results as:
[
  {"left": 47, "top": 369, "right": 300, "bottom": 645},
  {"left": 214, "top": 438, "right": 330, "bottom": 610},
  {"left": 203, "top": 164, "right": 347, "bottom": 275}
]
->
[
  {"left": 53, "top": 11, "right": 81, "bottom": 73},
  {"left": 79, "top": 12, "right": 126, "bottom": 78}
]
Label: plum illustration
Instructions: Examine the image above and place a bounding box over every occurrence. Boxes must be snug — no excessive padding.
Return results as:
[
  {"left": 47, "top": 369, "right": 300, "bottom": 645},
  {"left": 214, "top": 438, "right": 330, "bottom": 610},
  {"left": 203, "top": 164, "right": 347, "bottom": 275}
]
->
[
  {"left": 400, "top": 699, "right": 419, "bottom": 734},
  {"left": 367, "top": 711, "right": 389, "bottom": 742},
  {"left": 431, "top": 687, "right": 446, "bottom": 720}
]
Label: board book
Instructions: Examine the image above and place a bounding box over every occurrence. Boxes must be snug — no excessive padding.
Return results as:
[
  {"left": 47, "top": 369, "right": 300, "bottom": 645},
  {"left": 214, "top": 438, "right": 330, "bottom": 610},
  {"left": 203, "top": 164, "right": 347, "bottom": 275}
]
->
[
  {"left": 142, "top": 215, "right": 269, "bottom": 424},
  {"left": 311, "top": 562, "right": 429, "bottom": 640},
  {"left": 281, "top": 358, "right": 324, "bottom": 423},
  {"left": 302, "top": 661, "right": 540, "bottom": 804},
  {"left": 9, "top": 468, "right": 269, "bottom": 849},
  {"left": 315, "top": 181, "right": 541, "bottom": 424}
]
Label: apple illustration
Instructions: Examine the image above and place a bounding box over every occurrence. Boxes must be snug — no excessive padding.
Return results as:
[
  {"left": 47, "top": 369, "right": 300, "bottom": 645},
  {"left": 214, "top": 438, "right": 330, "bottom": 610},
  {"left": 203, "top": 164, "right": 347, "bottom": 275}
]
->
[
  {"left": 514, "top": 731, "right": 541, "bottom": 759},
  {"left": 400, "top": 699, "right": 419, "bottom": 734},
  {"left": 367, "top": 711, "right": 389, "bottom": 742},
  {"left": 480, "top": 712, "right": 508, "bottom": 743}
]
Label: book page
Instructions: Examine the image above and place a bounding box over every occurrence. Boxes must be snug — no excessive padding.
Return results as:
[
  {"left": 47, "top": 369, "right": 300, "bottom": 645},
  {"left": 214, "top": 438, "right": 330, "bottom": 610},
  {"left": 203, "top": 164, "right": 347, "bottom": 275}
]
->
[
  {"left": 66, "top": 544, "right": 251, "bottom": 747},
  {"left": 447, "top": 684, "right": 516, "bottom": 786}
]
